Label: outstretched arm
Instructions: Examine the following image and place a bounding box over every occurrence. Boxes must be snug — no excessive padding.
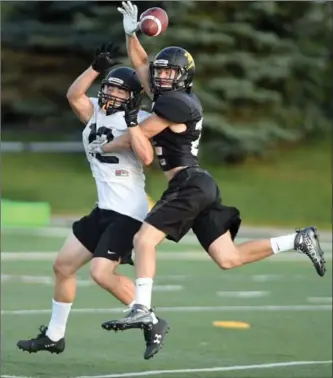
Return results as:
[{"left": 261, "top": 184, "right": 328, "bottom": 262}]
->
[
  {"left": 66, "top": 67, "right": 99, "bottom": 124},
  {"left": 67, "top": 42, "right": 121, "bottom": 124},
  {"left": 127, "top": 35, "right": 152, "bottom": 99},
  {"left": 118, "top": 1, "right": 153, "bottom": 98},
  {"left": 102, "top": 113, "right": 170, "bottom": 165},
  {"left": 102, "top": 133, "right": 132, "bottom": 152},
  {"left": 127, "top": 114, "right": 169, "bottom": 165}
]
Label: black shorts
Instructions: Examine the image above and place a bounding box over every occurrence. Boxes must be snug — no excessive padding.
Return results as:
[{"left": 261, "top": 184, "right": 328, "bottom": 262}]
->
[
  {"left": 145, "top": 167, "right": 241, "bottom": 251},
  {"left": 72, "top": 207, "right": 142, "bottom": 265}
]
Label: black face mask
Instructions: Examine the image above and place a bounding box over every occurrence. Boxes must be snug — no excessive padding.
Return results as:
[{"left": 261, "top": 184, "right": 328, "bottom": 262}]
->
[{"left": 98, "top": 84, "right": 130, "bottom": 115}]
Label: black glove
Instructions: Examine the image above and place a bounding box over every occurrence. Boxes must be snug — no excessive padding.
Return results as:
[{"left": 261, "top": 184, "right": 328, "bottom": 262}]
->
[
  {"left": 122, "top": 94, "right": 143, "bottom": 128},
  {"left": 91, "top": 42, "right": 121, "bottom": 73}
]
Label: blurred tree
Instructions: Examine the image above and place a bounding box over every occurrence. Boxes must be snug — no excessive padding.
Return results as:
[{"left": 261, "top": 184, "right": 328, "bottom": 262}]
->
[
  {"left": 1, "top": 1, "right": 164, "bottom": 133},
  {"left": 142, "top": 1, "right": 332, "bottom": 162},
  {"left": 1, "top": 1, "right": 331, "bottom": 163}
]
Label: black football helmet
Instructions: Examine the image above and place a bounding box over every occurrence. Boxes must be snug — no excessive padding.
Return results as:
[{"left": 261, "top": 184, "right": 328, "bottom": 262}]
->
[
  {"left": 98, "top": 67, "right": 143, "bottom": 115},
  {"left": 149, "top": 46, "right": 195, "bottom": 94}
]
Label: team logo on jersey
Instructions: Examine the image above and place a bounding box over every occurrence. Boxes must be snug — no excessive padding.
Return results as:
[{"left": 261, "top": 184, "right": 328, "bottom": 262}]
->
[
  {"left": 116, "top": 169, "right": 129, "bottom": 177},
  {"left": 184, "top": 51, "right": 194, "bottom": 69}
]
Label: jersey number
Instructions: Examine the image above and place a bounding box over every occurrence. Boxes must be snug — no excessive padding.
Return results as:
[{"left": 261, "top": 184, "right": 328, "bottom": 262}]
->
[
  {"left": 88, "top": 123, "right": 119, "bottom": 164},
  {"left": 191, "top": 119, "right": 203, "bottom": 157}
]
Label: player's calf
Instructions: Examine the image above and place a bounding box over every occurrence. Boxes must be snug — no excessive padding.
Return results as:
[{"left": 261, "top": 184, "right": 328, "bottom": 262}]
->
[
  {"left": 90, "top": 258, "right": 119, "bottom": 290},
  {"left": 208, "top": 227, "right": 326, "bottom": 277}
]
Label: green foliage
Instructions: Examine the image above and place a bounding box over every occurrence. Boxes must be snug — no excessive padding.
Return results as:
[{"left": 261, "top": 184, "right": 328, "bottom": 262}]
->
[
  {"left": 1, "top": 1, "right": 161, "bottom": 132},
  {"left": 143, "top": 1, "right": 332, "bottom": 162},
  {"left": 1, "top": 1, "right": 331, "bottom": 162}
]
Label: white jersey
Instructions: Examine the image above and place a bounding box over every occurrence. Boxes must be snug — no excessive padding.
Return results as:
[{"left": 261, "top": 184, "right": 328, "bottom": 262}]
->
[{"left": 82, "top": 97, "right": 150, "bottom": 221}]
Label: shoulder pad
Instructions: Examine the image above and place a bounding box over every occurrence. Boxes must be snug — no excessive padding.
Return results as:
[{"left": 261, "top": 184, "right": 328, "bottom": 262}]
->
[{"left": 153, "top": 92, "right": 198, "bottom": 124}]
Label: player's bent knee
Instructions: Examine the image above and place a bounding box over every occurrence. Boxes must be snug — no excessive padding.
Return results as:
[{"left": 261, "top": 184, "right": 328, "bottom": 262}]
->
[
  {"left": 53, "top": 233, "right": 92, "bottom": 278},
  {"left": 133, "top": 226, "right": 162, "bottom": 251},
  {"left": 133, "top": 231, "right": 149, "bottom": 250},
  {"left": 133, "top": 232, "right": 142, "bottom": 249},
  {"left": 90, "top": 270, "right": 117, "bottom": 289},
  {"left": 208, "top": 246, "right": 243, "bottom": 270},
  {"left": 207, "top": 231, "right": 243, "bottom": 270},
  {"left": 53, "top": 257, "right": 77, "bottom": 278},
  {"left": 90, "top": 268, "right": 110, "bottom": 288},
  {"left": 89, "top": 258, "right": 118, "bottom": 289},
  {"left": 216, "top": 257, "right": 243, "bottom": 270},
  {"left": 210, "top": 249, "right": 243, "bottom": 270}
]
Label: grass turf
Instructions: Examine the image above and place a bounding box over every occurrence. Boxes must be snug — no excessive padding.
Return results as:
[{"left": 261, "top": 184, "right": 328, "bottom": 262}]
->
[{"left": 1, "top": 229, "right": 332, "bottom": 378}]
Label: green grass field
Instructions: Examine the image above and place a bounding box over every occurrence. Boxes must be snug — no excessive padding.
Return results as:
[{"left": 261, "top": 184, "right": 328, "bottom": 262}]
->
[
  {"left": 1, "top": 139, "right": 331, "bottom": 228},
  {"left": 1, "top": 228, "right": 332, "bottom": 378}
]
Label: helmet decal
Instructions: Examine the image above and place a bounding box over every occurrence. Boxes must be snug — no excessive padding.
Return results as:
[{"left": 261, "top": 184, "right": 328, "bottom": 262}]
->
[{"left": 184, "top": 51, "right": 194, "bottom": 70}]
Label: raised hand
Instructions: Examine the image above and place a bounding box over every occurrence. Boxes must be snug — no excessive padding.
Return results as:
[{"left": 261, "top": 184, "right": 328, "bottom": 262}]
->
[
  {"left": 122, "top": 94, "right": 143, "bottom": 128},
  {"left": 87, "top": 135, "right": 108, "bottom": 154},
  {"left": 117, "top": 1, "right": 139, "bottom": 36},
  {"left": 91, "top": 42, "right": 121, "bottom": 73}
]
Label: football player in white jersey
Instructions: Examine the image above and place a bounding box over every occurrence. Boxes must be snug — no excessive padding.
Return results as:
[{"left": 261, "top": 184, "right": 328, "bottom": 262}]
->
[{"left": 17, "top": 42, "right": 167, "bottom": 360}]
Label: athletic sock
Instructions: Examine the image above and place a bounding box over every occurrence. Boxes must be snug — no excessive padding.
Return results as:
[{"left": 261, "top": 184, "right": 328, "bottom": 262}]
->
[
  {"left": 270, "top": 233, "right": 297, "bottom": 254},
  {"left": 46, "top": 299, "right": 72, "bottom": 341}
]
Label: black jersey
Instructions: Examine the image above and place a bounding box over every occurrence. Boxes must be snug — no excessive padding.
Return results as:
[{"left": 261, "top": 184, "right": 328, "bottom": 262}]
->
[{"left": 152, "top": 91, "right": 203, "bottom": 171}]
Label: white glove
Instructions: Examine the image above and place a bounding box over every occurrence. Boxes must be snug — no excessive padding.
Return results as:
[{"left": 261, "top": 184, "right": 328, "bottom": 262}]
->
[
  {"left": 87, "top": 135, "right": 108, "bottom": 154},
  {"left": 117, "top": 1, "right": 139, "bottom": 36}
]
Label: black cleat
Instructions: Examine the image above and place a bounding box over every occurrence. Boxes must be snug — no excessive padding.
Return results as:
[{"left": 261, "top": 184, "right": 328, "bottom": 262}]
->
[
  {"left": 294, "top": 227, "right": 326, "bottom": 277},
  {"left": 102, "top": 304, "right": 153, "bottom": 332},
  {"left": 143, "top": 317, "right": 170, "bottom": 360},
  {"left": 17, "top": 326, "right": 65, "bottom": 354}
]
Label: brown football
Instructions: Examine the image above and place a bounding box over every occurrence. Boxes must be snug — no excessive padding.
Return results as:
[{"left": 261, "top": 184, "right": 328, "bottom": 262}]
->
[{"left": 139, "top": 7, "right": 169, "bottom": 37}]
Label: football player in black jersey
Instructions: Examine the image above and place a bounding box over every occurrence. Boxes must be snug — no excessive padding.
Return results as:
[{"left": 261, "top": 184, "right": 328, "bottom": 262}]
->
[{"left": 98, "top": 0, "right": 326, "bottom": 358}]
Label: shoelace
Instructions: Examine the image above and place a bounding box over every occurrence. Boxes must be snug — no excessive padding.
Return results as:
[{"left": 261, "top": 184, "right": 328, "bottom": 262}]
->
[
  {"left": 36, "top": 325, "right": 48, "bottom": 339},
  {"left": 122, "top": 304, "right": 151, "bottom": 314},
  {"left": 121, "top": 306, "right": 155, "bottom": 343}
]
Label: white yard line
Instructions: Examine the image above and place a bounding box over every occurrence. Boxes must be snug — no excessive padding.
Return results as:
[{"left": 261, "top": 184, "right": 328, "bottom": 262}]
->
[
  {"left": 75, "top": 360, "right": 333, "bottom": 378},
  {"left": 1, "top": 227, "right": 69, "bottom": 237},
  {"left": 1, "top": 360, "right": 331, "bottom": 378},
  {"left": 1, "top": 304, "right": 331, "bottom": 316},
  {"left": 251, "top": 274, "right": 283, "bottom": 281},
  {"left": 307, "top": 296, "right": 332, "bottom": 303},
  {"left": 216, "top": 291, "right": 270, "bottom": 298}
]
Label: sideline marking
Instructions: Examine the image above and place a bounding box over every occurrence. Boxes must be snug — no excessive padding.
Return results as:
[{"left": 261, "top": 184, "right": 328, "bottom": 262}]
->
[{"left": 1, "top": 304, "right": 331, "bottom": 316}]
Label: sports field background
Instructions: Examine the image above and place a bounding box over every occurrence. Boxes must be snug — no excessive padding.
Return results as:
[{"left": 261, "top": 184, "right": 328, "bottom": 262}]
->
[
  {"left": 1, "top": 2, "right": 331, "bottom": 376},
  {"left": 1, "top": 226, "right": 332, "bottom": 378},
  {"left": 2, "top": 138, "right": 331, "bottom": 228},
  {"left": 1, "top": 92, "right": 331, "bottom": 378}
]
